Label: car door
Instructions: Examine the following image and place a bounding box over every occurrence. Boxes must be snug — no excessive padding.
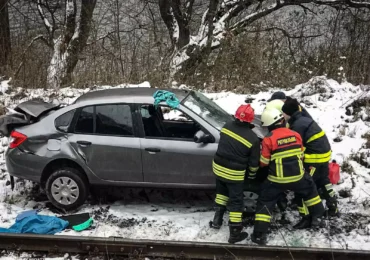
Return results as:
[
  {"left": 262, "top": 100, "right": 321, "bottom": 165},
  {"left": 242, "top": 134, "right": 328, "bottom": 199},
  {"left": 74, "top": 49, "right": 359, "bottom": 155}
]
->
[
  {"left": 138, "top": 104, "right": 217, "bottom": 185},
  {"left": 68, "top": 104, "right": 143, "bottom": 182}
]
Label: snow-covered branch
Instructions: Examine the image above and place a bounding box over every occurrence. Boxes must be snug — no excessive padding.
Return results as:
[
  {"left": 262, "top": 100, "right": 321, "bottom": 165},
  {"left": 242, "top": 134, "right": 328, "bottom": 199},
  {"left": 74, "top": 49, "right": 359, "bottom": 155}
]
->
[{"left": 37, "top": 0, "right": 53, "bottom": 35}]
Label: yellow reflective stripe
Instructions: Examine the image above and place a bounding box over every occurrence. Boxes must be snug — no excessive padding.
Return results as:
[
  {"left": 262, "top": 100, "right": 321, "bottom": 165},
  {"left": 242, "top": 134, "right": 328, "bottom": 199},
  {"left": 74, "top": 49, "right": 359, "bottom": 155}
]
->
[
  {"left": 271, "top": 148, "right": 303, "bottom": 160},
  {"left": 298, "top": 156, "right": 304, "bottom": 175},
  {"left": 213, "top": 169, "right": 244, "bottom": 181},
  {"left": 307, "top": 131, "right": 325, "bottom": 143},
  {"left": 299, "top": 106, "right": 302, "bottom": 112},
  {"left": 304, "top": 150, "right": 332, "bottom": 159},
  {"left": 255, "top": 214, "right": 271, "bottom": 222},
  {"left": 298, "top": 206, "right": 309, "bottom": 215},
  {"left": 309, "top": 167, "right": 316, "bottom": 176},
  {"left": 303, "top": 146, "right": 306, "bottom": 152},
  {"left": 325, "top": 183, "right": 333, "bottom": 190},
  {"left": 304, "top": 156, "right": 331, "bottom": 163},
  {"left": 267, "top": 173, "right": 303, "bottom": 183},
  {"left": 215, "top": 194, "right": 229, "bottom": 206},
  {"left": 304, "top": 151, "right": 331, "bottom": 163},
  {"left": 329, "top": 191, "right": 335, "bottom": 197},
  {"left": 249, "top": 166, "right": 259, "bottom": 172},
  {"left": 212, "top": 161, "right": 245, "bottom": 175},
  {"left": 304, "top": 196, "right": 322, "bottom": 207},
  {"left": 230, "top": 212, "right": 242, "bottom": 222},
  {"left": 260, "top": 155, "right": 270, "bottom": 164},
  {"left": 275, "top": 158, "right": 283, "bottom": 178},
  {"left": 215, "top": 198, "right": 227, "bottom": 206},
  {"left": 249, "top": 172, "right": 257, "bottom": 176},
  {"left": 221, "top": 128, "right": 252, "bottom": 148}
]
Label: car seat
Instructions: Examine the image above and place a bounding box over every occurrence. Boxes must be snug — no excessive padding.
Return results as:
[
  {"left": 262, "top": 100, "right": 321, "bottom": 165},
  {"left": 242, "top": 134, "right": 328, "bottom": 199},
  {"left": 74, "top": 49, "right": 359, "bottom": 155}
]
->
[{"left": 148, "top": 106, "right": 166, "bottom": 137}]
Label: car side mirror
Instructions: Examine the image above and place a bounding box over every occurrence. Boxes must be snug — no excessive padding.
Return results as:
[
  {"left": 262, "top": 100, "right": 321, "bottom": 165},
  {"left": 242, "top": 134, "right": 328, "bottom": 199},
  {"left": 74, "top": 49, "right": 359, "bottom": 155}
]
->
[{"left": 194, "top": 130, "right": 212, "bottom": 144}]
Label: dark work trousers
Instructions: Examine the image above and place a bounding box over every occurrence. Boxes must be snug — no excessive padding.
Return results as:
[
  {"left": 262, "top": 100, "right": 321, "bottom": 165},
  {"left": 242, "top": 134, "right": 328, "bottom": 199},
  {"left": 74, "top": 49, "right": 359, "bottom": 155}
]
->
[
  {"left": 215, "top": 178, "right": 244, "bottom": 223},
  {"left": 296, "top": 162, "right": 337, "bottom": 216},
  {"left": 254, "top": 173, "right": 325, "bottom": 233}
]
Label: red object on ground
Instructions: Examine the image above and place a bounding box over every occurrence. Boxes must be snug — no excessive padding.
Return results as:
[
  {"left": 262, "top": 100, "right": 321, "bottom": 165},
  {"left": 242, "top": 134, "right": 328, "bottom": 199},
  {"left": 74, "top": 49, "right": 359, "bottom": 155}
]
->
[
  {"left": 235, "top": 104, "right": 255, "bottom": 123},
  {"left": 329, "top": 160, "right": 340, "bottom": 184}
]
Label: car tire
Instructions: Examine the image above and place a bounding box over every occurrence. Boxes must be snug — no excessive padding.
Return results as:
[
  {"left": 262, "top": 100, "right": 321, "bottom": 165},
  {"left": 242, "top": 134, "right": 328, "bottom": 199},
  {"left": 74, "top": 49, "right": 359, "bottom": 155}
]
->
[{"left": 45, "top": 167, "right": 89, "bottom": 211}]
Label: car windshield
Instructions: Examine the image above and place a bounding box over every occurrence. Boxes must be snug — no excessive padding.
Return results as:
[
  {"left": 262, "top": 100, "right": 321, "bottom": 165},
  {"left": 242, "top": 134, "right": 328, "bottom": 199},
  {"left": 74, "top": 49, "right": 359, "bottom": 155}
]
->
[{"left": 182, "top": 91, "right": 232, "bottom": 130}]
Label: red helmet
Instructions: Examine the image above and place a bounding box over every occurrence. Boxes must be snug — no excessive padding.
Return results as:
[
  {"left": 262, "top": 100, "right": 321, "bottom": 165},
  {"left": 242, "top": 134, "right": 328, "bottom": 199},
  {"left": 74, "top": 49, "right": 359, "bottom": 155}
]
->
[{"left": 235, "top": 104, "right": 254, "bottom": 123}]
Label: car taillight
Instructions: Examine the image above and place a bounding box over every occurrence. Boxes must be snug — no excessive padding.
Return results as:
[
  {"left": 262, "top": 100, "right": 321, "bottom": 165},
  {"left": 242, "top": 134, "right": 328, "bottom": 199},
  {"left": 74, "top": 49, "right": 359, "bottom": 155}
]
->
[{"left": 9, "top": 131, "right": 27, "bottom": 149}]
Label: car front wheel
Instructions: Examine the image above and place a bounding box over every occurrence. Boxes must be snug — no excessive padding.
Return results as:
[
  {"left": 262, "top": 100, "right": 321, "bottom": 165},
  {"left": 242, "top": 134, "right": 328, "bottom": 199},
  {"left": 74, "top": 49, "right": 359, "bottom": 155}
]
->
[{"left": 45, "top": 167, "right": 89, "bottom": 211}]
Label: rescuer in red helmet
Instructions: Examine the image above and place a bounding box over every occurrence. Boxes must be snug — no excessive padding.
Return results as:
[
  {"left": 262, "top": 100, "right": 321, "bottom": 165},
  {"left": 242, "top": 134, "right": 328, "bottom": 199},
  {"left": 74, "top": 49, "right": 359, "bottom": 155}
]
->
[{"left": 210, "top": 104, "right": 261, "bottom": 244}]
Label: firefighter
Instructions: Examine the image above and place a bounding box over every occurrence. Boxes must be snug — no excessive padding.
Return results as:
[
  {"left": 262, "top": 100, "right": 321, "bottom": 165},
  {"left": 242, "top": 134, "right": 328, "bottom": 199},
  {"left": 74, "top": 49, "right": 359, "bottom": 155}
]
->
[
  {"left": 268, "top": 91, "right": 312, "bottom": 119},
  {"left": 251, "top": 108, "right": 325, "bottom": 245},
  {"left": 210, "top": 104, "right": 260, "bottom": 244},
  {"left": 282, "top": 98, "right": 339, "bottom": 229}
]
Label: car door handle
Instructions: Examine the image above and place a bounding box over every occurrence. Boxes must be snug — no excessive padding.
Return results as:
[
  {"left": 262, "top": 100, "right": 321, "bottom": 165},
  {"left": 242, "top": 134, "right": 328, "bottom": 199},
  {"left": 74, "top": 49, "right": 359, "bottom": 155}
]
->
[
  {"left": 145, "top": 148, "right": 161, "bottom": 153},
  {"left": 77, "top": 140, "right": 92, "bottom": 146}
]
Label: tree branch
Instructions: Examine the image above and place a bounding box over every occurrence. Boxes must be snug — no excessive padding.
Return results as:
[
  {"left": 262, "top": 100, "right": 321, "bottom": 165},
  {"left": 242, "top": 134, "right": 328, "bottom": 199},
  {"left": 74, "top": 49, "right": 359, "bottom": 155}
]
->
[
  {"left": 37, "top": 0, "right": 53, "bottom": 35},
  {"left": 64, "top": 0, "right": 77, "bottom": 45},
  {"left": 14, "top": 35, "right": 51, "bottom": 78},
  {"left": 159, "top": 0, "right": 176, "bottom": 47}
]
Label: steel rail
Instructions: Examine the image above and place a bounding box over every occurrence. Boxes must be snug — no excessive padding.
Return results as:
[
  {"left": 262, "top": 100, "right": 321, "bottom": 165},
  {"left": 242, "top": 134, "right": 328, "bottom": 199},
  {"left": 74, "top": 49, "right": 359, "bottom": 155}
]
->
[{"left": 0, "top": 233, "right": 369, "bottom": 260}]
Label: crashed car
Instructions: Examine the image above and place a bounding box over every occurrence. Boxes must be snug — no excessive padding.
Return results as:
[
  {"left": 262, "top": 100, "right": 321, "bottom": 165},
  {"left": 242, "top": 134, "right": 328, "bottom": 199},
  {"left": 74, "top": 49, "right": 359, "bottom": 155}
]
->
[{"left": 2, "top": 88, "right": 267, "bottom": 210}]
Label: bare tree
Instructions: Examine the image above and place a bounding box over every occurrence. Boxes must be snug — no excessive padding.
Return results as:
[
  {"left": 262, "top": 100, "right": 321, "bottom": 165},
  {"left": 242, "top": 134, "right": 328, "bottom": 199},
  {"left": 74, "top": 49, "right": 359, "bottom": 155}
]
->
[
  {"left": 0, "top": 0, "right": 11, "bottom": 75},
  {"left": 36, "top": 0, "right": 97, "bottom": 89},
  {"left": 158, "top": 0, "right": 370, "bottom": 78}
]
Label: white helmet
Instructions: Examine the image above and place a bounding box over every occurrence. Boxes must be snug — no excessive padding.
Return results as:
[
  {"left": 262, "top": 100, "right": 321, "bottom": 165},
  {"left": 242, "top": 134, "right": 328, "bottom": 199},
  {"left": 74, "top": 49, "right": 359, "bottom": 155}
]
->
[
  {"left": 265, "top": 99, "right": 284, "bottom": 113},
  {"left": 261, "top": 108, "right": 284, "bottom": 127}
]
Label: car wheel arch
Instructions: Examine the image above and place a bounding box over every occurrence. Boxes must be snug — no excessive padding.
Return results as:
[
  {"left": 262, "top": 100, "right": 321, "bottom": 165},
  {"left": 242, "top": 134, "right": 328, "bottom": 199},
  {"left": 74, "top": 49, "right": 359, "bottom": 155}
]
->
[{"left": 41, "top": 158, "right": 89, "bottom": 188}]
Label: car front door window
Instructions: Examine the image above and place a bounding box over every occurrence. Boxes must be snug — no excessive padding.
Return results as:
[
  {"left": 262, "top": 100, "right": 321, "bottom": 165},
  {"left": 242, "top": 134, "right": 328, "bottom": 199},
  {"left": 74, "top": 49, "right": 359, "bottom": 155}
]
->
[{"left": 140, "top": 105, "right": 200, "bottom": 140}]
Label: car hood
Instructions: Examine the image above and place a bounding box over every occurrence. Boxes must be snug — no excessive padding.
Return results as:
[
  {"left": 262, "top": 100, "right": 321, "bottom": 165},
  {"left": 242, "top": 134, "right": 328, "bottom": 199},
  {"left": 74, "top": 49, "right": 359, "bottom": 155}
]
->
[{"left": 14, "top": 100, "right": 61, "bottom": 118}]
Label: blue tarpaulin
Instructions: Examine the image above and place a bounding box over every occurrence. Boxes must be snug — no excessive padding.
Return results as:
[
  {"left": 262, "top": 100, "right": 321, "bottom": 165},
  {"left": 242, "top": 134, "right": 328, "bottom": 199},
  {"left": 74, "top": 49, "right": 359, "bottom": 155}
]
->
[
  {"left": 0, "top": 214, "right": 69, "bottom": 235},
  {"left": 153, "top": 90, "right": 180, "bottom": 109}
]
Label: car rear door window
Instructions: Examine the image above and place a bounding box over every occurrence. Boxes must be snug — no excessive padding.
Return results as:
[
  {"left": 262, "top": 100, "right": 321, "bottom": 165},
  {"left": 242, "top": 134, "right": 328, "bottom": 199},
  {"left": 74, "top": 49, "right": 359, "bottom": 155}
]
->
[
  {"left": 96, "top": 104, "right": 133, "bottom": 136},
  {"left": 75, "top": 106, "right": 94, "bottom": 134}
]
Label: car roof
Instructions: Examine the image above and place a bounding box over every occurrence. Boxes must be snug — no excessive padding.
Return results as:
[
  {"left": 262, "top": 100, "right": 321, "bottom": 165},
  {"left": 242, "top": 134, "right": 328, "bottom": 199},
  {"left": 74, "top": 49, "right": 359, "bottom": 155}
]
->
[{"left": 73, "top": 87, "right": 191, "bottom": 105}]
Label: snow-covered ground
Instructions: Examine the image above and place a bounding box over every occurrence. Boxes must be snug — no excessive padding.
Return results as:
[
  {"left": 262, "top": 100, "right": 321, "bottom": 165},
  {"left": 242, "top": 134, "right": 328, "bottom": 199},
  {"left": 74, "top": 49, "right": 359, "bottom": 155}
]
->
[{"left": 0, "top": 76, "right": 369, "bottom": 251}]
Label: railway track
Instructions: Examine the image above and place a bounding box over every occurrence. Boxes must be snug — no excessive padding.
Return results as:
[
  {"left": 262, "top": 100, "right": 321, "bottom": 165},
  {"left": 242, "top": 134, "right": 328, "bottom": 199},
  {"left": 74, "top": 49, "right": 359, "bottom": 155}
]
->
[{"left": 0, "top": 233, "right": 369, "bottom": 260}]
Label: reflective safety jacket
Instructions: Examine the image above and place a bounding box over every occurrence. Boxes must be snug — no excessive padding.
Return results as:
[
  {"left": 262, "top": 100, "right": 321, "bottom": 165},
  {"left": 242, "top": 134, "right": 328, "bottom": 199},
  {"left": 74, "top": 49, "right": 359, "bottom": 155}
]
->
[
  {"left": 288, "top": 111, "right": 331, "bottom": 164},
  {"left": 260, "top": 127, "right": 305, "bottom": 184},
  {"left": 213, "top": 120, "right": 260, "bottom": 183}
]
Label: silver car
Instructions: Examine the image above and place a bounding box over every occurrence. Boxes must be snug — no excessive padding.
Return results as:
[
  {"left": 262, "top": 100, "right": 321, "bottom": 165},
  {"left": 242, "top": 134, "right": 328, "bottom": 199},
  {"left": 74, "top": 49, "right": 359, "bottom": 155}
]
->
[{"left": 2, "top": 88, "right": 266, "bottom": 210}]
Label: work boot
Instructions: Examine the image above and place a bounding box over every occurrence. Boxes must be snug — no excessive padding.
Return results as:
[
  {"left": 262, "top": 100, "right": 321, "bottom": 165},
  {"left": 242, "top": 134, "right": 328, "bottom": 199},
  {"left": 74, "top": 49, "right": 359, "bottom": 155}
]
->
[
  {"left": 251, "top": 231, "right": 267, "bottom": 245},
  {"left": 228, "top": 222, "right": 248, "bottom": 244},
  {"left": 209, "top": 207, "right": 225, "bottom": 229},
  {"left": 293, "top": 216, "right": 312, "bottom": 229}
]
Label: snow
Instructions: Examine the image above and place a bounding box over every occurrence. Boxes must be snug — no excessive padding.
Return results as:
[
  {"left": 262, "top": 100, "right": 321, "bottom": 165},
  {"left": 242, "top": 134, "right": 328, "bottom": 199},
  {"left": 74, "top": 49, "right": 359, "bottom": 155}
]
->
[{"left": 0, "top": 76, "right": 369, "bottom": 251}]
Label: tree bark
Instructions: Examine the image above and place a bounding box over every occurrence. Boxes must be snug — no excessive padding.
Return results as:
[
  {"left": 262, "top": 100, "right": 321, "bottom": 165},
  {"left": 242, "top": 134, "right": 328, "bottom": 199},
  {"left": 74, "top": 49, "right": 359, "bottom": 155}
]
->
[
  {"left": 43, "top": 0, "right": 97, "bottom": 89},
  {"left": 0, "top": 0, "right": 11, "bottom": 74}
]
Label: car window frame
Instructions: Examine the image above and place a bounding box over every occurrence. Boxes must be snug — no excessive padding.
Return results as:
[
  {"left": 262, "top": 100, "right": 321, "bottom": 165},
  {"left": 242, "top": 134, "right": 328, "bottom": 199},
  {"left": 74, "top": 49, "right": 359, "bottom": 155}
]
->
[
  {"left": 136, "top": 103, "right": 214, "bottom": 142},
  {"left": 71, "top": 103, "right": 138, "bottom": 138}
]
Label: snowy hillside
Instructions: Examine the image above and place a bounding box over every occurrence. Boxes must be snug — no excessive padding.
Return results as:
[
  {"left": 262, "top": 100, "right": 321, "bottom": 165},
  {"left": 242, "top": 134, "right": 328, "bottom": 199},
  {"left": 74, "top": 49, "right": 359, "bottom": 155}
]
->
[{"left": 0, "top": 76, "right": 369, "bottom": 250}]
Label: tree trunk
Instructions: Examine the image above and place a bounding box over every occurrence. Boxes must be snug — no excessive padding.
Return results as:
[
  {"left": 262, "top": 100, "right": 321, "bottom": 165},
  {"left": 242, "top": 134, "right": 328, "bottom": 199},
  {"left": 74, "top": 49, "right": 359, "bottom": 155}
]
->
[
  {"left": 0, "top": 0, "right": 11, "bottom": 75},
  {"left": 43, "top": 0, "right": 97, "bottom": 89}
]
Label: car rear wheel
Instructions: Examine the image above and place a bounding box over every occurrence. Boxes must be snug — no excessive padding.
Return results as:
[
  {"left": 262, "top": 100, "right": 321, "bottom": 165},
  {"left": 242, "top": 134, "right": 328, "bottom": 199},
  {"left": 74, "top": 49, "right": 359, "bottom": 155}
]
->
[{"left": 45, "top": 167, "right": 89, "bottom": 211}]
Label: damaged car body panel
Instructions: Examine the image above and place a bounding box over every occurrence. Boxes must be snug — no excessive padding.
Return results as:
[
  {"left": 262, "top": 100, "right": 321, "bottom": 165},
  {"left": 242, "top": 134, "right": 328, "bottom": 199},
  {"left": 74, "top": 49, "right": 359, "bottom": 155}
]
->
[{"left": 4, "top": 88, "right": 267, "bottom": 210}]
